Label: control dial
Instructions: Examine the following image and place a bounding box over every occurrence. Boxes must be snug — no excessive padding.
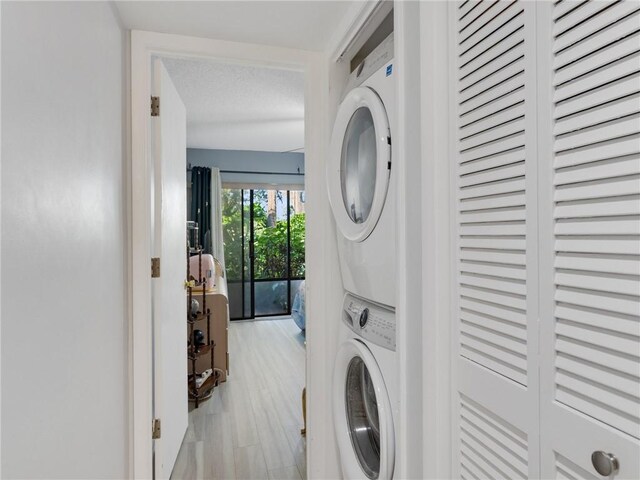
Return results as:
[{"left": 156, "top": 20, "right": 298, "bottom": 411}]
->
[{"left": 359, "top": 308, "right": 369, "bottom": 328}]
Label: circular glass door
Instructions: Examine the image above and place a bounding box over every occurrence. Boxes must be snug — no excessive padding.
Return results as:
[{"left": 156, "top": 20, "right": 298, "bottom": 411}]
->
[
  {"left": 328, "top": 87, "right": 391, "bottom": 242},
  {"left": 345, "top": 356, "right": 381, "bottom": 479},
  {"left": 341, "top": 107, "right": 377, "bottom": 225},
  {"left": 333, "top": 339, "right": 395, "bottom": 480}
]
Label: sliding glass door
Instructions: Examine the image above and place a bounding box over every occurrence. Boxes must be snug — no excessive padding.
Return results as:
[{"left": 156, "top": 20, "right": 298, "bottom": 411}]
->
[{"left": 222, "top": 188, "right": 305, "bottom": 320}]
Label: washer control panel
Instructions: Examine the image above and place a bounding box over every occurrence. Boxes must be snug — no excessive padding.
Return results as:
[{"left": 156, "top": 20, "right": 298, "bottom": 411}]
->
[{"left": 343, "top": 294, "right": 396, "bottom": 351}]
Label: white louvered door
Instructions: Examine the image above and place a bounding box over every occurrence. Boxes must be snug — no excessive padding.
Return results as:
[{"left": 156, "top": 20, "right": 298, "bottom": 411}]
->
[
  {"left": 452, "top": 1, "right": 540, "bottom": 478},
  {"left": 452, "top": 0, "right": 640, "bottom": 478},
  {"left": 538, "top": 1, "right": 640, "bottom": 478}
]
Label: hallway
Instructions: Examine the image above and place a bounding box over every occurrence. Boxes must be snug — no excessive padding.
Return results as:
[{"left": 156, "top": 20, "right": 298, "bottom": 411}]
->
[{"left": 172, "top": 318, "right": 307, "bottom": 479}]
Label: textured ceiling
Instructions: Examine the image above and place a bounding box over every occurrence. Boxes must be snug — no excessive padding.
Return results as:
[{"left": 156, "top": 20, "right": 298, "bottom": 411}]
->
[
  {"left": 114, "top": 1, "right": 357, "bottom": 51},
  {"left": 162, "top": 57, "right": 305, "bottom": 152}
]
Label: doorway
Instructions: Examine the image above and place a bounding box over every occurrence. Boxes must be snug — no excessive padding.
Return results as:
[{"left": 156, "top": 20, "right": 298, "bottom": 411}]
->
[
  {"left": 223, "top": 188, "right": 306, "bottom": 320},
  {"left": 130, "top": 30, "right": 329, "bottom": 479},
  {"left": 155, "top": 55, "right": 309, "bottom": 477}
]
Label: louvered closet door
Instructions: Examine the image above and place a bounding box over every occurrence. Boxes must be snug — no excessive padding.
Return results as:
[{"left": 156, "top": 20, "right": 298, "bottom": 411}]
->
[
  {"left": 452, "top": 1, "right": 540, "bottom": 478},
  {"left": 539, "top": 1, "right": 640, "bottom": 478}
]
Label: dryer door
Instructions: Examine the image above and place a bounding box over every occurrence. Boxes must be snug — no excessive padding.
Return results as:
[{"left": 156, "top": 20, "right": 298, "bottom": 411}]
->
[
  {"left": 333, "top": 339, "right": 395, "bottom": 479},
  {"left": 328, "top": 86, "right": 391, "bottom": 242}
]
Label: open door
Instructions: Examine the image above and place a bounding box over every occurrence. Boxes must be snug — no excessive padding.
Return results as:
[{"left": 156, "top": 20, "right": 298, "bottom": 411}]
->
[{"left": 151, "top": 58, "right": 188, "bottom": 479}]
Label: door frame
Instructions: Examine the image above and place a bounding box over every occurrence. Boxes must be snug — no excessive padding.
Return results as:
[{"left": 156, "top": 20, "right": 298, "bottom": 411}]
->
[{"left": 129, "top": 30, "right": 328, "bottom": 478}]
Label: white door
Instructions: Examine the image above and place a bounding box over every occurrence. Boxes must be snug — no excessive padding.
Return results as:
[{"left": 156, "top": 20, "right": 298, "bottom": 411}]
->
[
  {"left": 539, "top": 1, "right": 640, "bottom": 478},
  {"left": 328, "top": 87, "right": 391, "bottom": 242},
  {"left": 151, "top": 58, "right": 188, "bottom": 479},
  {"left": 452, "top": 1, "right": 540, "bottom": 478},
  {"left": 333, "top": 339, "right": 395, "bottom": 480},
  {"left": 453, "top": 1, "right": 640, "bottom": 478}
]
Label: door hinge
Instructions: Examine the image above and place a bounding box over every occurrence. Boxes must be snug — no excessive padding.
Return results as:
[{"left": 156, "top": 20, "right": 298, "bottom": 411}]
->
[
  {"left": 152, "top": 418, "right": 161, "bottom": 439},
  {"left": 151, "top": 96, "right": 160, "bottom": 117},
  {"left": 151, "top": 257, "right": 161, "bottom": 278}
]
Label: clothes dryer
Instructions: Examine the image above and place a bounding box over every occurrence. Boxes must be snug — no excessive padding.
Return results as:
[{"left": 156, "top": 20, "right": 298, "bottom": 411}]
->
[{"left": 328, "top": 34, "right": 396, "bottom": 308}]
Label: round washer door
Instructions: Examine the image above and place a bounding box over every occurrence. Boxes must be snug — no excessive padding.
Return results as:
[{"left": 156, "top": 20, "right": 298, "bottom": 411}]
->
[
  {"left": 328, "top": 86, "right": 391, "bottom": 242},
  {"left": 333, "top": 338, "right": 395, "bottom": 479}
]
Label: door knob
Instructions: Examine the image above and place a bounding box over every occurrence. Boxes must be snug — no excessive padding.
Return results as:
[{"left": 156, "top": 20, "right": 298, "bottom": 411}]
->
[{"left": 591, "top": 451, "right": 619, "bottom": 476}]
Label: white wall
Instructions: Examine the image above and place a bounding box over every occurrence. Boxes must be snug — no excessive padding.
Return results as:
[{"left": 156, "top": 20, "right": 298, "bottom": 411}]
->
[
  {"left": 0, "top": 3, "right": 3, "bottom": 472},
  {"left": 304, "top": 48, "right": 351, "bottom": 480},
  {"left": 394, "top": 2, "right": 425, "bottom": 477},
  {"left": 419, "top": 3, "right": 453, "bottom": 478},
  {"left": 1, "top": 2, "right": 128, "bottom": 478}
]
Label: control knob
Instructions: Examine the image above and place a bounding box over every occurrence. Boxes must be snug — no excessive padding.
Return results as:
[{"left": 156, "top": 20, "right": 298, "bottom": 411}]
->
[{"left": 359, "top": 308, "right": 369, "bottom": 328}]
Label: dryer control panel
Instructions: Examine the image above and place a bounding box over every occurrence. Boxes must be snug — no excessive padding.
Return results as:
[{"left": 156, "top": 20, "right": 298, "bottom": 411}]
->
[
  {"left": 343, "top": 293, "right": 396, "bottom": 351},
  {"left": 341, "top": 33, "right": 394, "bottom": 100}
]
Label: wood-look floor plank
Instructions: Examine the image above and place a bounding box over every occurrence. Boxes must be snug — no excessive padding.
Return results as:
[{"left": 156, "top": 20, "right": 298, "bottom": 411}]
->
[
  {"left": 172, "top": 441, "right": 205, "bottom": 480},
  {"left": 248, "top": 386, "right": 297, "bottom": 471},
  {"left": 234, "top": 444, "right": 269, "bottom": 480},
  {"left": 283, "top": 423, "right": 307, "bottom": 480},
  {"left": 207, "top": 414, "right": 236, "bottom": 480},
  {"left": 171, "top": 318, "right": 306, "bottom": 480},
  {"left": 227, "top": 378, "right": 260, "bottom": 448},
  {"left": 268, "top": 466, "right": 303, "bottom": 480}
]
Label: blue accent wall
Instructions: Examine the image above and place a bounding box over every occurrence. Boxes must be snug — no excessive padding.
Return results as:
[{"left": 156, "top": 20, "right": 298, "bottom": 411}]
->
[{"left": 187, "top": 148, "right": 305, "bottom": 187}]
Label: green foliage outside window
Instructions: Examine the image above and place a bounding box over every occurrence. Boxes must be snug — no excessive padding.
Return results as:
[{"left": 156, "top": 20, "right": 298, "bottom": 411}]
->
[
  {"left": 289, "top": 212, "right": 306, "bottom": 278},
  {"left": 222, "top": 189, "right": 305, "bottom": 282},
  {"left": 221, "top": 189, "right": 243, "bottom": 281}
]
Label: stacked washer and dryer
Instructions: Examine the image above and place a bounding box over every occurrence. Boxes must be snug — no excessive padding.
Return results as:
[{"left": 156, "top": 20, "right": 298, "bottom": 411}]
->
[{"left": 327, "top": 33, "right": 398, "bottom": 480}]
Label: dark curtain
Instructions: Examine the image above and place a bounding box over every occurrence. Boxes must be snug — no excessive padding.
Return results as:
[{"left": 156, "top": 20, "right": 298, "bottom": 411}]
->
[{"left": 189, "top": 166, "right": 211, "bottom": 252}]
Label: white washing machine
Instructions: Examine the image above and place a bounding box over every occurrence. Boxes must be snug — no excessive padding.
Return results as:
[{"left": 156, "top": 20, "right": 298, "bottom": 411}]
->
[
  {"left": 328, "top": 34, "right": 396, "bottom": 308},
  {"left": 333, "top": 293, "right": 398, "bottom": 479}
]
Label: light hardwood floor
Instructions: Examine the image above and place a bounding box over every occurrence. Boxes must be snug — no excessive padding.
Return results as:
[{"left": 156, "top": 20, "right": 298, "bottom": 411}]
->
[{"left": 172, "top": 318, "right": 307, "bottom": 480}]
